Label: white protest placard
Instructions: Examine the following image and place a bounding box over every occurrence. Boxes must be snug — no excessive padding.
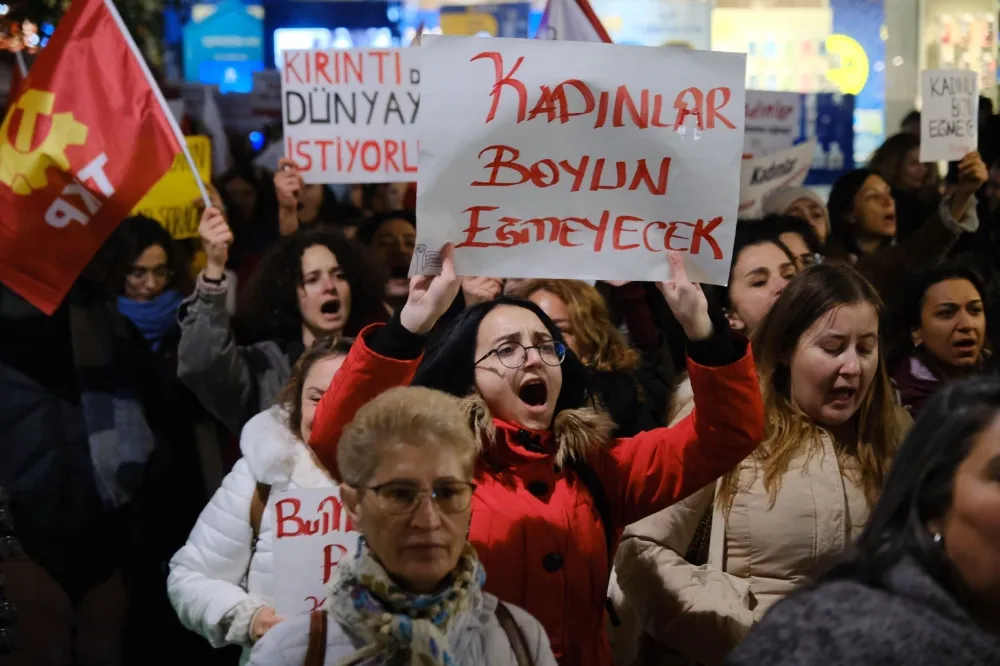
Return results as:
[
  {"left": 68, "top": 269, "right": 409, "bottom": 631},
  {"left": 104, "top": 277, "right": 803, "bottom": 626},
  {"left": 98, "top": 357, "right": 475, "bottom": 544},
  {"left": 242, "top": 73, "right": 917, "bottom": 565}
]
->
[
  {"left": 744, "top": 91, "right": 801, "bottom": 156},
  {"left": 412, "top": 36, "right": 746, "bottom": 286},
  {"left": 281, "top": 48, "right": 419, "bottom": 184},
  {"left": 921, "top": 69, "right": 978, "bottom": 163},
  {"left": 271, "top": 487, "right": 360, "bottom": 617},
  {"left": 739, "top": 139, "right": 815, "bottom": 217}
]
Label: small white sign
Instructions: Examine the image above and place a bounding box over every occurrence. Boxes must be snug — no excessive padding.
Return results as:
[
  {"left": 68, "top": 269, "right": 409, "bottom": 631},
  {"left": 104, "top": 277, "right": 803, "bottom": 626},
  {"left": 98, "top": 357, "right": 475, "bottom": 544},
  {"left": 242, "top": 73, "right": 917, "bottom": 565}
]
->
[
  {"left": 920, "top": 69, "right": 978, "bottom": 163},
  {"left": 280, "top": 48, "right": 420, "bottom": 183},
  {"left": 743, "top": 90, "right": 801, "bottom": 156},
  {"left": 739, "top": 140, "right": 815, "bottom": 217},
  {"left": 271, "top": 487, "right": 360, "bottom": 617},
  {"left": 411, "top": 35, "right": 747, "bottom": 286}
]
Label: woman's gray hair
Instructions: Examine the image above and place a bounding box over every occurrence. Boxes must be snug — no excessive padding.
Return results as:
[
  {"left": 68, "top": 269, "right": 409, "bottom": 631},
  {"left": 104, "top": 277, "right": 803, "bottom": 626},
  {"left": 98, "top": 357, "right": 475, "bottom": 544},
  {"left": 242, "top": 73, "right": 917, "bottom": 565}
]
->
[{"left": 338, "top": 386, "right": 478, "bottom": 486}]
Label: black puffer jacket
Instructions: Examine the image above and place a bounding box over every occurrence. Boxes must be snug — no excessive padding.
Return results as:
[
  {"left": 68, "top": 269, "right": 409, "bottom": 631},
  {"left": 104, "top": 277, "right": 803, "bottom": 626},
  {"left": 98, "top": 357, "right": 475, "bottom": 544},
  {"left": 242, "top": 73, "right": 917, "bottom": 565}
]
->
[{"left": 0, "top": 283, "right": 156, "bottom": 601}]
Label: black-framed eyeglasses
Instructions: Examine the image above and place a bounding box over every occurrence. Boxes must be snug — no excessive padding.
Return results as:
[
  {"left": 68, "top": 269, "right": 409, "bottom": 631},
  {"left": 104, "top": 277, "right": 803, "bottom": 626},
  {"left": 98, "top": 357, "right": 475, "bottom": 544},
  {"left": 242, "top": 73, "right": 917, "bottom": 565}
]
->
[
  {"left": 127, "top": 265, "right": 172, "bottom": 281},
  {"left": 358, "top": 480, "right": 477, "bottom": 515},
  {"left": 475, "top": 340, "right": 566, "bottom": 369}
]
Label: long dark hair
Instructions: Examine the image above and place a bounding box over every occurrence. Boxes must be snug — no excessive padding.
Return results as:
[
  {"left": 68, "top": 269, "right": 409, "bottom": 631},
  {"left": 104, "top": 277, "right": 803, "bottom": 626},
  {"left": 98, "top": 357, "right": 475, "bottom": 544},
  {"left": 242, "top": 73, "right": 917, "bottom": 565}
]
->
[
  {"left": 827, "top": 168, "right": 885, "bottom": 257},
  {"left": 868, "top": 132, "right": 921, "bottom": 190},
  {"left": 892, "top": 262, "right": 987, "bottom": 366},
  {"left": 822, "top": 376, "right": 1000, "bottom": 591},
  {"left": 235, "top": 227, "right": 387, "bottom": 343},
  {"left": 411, "top": 296, "right": 592, "bottom": 417},
  {"left": 110, "top": 215, "right": 193, "bottom": 296}
]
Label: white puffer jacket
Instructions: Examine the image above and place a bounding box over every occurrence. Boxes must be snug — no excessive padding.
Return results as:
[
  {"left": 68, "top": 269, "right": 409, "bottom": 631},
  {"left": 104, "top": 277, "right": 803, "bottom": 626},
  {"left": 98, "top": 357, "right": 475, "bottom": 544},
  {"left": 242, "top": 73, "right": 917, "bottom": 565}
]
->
[{"left": 168, "top": 406, "right": 337, "bottom": 656}]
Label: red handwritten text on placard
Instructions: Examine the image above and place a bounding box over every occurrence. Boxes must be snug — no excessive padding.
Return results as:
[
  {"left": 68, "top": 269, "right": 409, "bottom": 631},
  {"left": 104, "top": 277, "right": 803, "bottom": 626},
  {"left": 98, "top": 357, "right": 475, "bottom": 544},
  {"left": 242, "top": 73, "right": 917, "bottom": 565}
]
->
[
  {"left": 472, "top": 52, "right": 736, "bottom": 132},
  {"left": 471, "top": 145, "right": 670, "bottom": 195},
  {"left": 456, "top": 206, "right": 724, "bottom": 259},
  {"left": 745, "top": 99, "right": 795, "bottom": 121},
  {"left": 286, "top": 137, "right": 417, "bottom": 175},
  {"left": 322, "top": 544, "right": 349, "bottom": 584},
  {"left": 275, "top": 495, "right": 356, "bottom": 538},
  {"left": 284, "top": 50, "right": 408, "bottom": 86}
]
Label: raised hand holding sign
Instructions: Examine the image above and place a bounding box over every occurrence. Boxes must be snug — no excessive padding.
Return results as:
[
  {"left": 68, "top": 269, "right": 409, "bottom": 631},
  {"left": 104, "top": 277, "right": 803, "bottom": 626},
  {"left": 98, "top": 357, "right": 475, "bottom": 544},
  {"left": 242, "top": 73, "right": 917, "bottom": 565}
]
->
[
  {"left": 657, "top": 252, "right": 712, "bottom": 341},
  {"left": 400, "top": 244, "right": 461, "bottom": 335}
]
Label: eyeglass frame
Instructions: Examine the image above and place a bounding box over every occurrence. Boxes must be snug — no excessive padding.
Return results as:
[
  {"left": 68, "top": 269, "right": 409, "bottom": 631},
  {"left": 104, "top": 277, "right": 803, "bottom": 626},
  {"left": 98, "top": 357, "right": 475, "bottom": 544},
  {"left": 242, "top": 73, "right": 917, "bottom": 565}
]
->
[
  {"left": 474, "top": 340, "right": 567, "bottom": 369},
  {"left": 355, "top": 480, "right": 478, "bottom": 515},
  {"left": 126, "top": 264, "right": 173, "bottom": 282}
]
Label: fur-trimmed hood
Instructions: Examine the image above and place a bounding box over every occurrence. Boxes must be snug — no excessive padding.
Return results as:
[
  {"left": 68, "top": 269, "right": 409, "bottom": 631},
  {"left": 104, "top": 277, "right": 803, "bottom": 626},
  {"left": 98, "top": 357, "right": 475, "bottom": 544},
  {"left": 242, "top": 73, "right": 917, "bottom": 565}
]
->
[
  {"left": 456, "top": 393, "right": 615, "bottom": 468},
  {"left": 240, "top": 406, "right": 332, "bottom": 488}
]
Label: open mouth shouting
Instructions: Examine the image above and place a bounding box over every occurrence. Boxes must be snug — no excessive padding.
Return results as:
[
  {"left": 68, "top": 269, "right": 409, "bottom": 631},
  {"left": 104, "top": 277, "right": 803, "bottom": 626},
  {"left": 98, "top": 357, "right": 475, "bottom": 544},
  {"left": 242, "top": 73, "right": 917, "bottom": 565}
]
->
[
  {"left": 518, "top": 377, "right": 549, "bottom": 415},
  {"left": 952, "top": 337, "right": 979, "bottom": 357},
  {"left": 319, "top": 298, "right": 343, "bottom": 321},
  {"left": 827, "top": 385, "right": 858, "bottom": 409}
]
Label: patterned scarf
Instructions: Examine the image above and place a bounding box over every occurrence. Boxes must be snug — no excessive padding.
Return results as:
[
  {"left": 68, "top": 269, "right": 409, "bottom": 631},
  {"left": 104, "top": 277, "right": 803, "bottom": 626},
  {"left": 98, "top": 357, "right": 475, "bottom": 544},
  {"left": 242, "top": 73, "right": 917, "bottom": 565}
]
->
[{"left": 327, "top": 536, "right": 486, "bottom": 666}]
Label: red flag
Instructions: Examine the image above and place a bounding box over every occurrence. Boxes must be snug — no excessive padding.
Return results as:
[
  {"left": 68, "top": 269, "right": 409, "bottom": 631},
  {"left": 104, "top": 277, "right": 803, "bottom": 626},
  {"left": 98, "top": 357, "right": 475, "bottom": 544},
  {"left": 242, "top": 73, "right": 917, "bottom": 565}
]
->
[{"left": 0, "top": 0, "right": 184, "bottom": 314}]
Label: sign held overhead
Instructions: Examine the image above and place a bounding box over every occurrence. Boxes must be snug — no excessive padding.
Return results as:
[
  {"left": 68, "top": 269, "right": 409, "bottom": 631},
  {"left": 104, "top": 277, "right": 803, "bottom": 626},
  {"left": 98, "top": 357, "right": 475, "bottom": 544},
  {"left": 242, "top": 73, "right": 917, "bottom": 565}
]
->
[
  {"left": 921, "top": 69, "right": 978, "bottom": 163},
  {"left": 411, "top": 35, "right": 747, "bottom": 286},
  {"left": 280, "top": 48, "right": 420, "bottom": 183}
]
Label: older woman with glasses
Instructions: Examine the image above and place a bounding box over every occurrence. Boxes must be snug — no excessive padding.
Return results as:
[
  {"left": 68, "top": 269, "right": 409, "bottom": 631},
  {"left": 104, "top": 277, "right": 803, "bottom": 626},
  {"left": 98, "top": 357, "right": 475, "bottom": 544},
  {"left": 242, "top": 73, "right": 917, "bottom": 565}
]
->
[
  {"left": 306, "top": 249, "right": 765, "bottom": 666},
  {"left": 248, "top": 386, "right": 557, "bottom": 666}
]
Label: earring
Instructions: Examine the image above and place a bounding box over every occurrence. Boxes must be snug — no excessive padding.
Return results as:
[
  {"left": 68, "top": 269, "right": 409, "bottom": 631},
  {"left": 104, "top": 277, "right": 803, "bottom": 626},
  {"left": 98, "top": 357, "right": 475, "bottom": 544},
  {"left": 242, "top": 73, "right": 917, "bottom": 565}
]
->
[{"left": 932, "top": 532, "right": 944, "bottom": 547}]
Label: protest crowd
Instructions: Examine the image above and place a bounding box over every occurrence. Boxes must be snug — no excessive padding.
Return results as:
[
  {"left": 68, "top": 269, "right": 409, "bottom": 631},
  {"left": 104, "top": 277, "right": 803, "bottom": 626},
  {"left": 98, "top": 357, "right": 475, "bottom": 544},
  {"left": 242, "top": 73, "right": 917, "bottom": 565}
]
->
[{"left": 1, "top": 1, "right": 1000, "bottom": 666}]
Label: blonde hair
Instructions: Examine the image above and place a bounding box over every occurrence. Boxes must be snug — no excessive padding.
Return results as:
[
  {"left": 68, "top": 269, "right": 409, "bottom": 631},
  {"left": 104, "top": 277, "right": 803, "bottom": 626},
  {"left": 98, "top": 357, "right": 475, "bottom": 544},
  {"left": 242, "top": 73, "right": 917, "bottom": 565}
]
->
[
  {"left": 508, "top": 279, "right": 639, "bottom": 372},
  {"left": 338, "top": 386, "right": 477, "bottom": 486},
  {"left": 717, "top": 264, "right": 903, "bottom": 512}
]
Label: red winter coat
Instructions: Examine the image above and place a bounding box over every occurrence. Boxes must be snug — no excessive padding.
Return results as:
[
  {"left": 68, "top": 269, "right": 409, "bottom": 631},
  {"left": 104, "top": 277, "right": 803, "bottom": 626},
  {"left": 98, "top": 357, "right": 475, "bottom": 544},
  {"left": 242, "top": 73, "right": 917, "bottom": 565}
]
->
[{"left": 309, "top": 325, "right": 764, "bottom": 666}]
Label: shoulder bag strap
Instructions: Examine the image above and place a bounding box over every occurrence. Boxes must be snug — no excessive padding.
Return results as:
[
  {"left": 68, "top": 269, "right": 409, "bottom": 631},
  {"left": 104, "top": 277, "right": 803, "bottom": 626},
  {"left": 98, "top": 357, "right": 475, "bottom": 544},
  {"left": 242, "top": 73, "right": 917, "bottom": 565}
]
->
[
  {"left": 250, "top": 482, "right": 272, "bottom": 544},
  {"left": 495, "top": 602, "right": 533, "bottom": 666},
  {"left": 304, "top": 609, "right": 328, "bottom": 666}
]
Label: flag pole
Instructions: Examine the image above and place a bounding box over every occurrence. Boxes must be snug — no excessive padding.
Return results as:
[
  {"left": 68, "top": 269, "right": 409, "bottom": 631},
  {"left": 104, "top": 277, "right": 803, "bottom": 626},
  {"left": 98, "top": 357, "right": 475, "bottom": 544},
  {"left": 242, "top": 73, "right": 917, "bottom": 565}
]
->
[
  {"left": 14, "top": 51, "right": 28, "bottom": 77},
  {"left": 101, "top": 0, "right": 212, "bottom": 207}
]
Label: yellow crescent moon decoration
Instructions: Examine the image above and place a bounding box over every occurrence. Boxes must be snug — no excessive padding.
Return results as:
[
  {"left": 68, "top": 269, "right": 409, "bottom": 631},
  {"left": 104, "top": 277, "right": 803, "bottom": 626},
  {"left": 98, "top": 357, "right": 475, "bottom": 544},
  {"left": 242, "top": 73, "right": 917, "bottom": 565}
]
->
[{"left": 825, "top": 34, "right": 869, "bottom": 96}]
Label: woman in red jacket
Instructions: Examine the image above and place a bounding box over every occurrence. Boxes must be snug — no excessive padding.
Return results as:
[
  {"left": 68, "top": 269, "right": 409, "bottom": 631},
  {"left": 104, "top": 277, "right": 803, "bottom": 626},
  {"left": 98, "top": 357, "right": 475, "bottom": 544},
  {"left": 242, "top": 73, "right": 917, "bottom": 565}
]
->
[{"left": 308, "top": 248, "right": 764, "bottom": 666}]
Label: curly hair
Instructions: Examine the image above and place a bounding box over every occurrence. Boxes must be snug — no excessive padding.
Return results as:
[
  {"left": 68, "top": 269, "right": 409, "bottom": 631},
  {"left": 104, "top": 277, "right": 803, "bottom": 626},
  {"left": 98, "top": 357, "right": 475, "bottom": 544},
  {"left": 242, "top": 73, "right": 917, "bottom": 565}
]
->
[
  {"left": 234, "top": 227, "right": 388, "bottom": 343},
  {"left": 276, "top": 336, "right": 355, "bottom": 440},
  {"left": 507, "top": 279, "right": 639, "bottom": 373}
]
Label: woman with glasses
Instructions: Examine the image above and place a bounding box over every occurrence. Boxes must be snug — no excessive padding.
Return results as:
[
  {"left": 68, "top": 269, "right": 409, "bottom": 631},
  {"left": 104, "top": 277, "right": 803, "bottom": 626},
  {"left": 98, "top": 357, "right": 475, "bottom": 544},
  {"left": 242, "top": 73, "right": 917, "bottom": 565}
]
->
[
  {"left": 507, "top": 279, "right": 675, "bottom": 438},
  {"left": 248, "top": 386, "right": 557, "bottom": 666},
  {"left": 307, "top": 248, "right": 765, "bottom": 666},
  {"left": 111, "top": 215, "right": 193, "bottom": 352},
  {"left": 824, "top": 154, "right": 985, "bottom": 306},
  {"left": 169, "top": 337, "right": 358, "bottom": 664}
]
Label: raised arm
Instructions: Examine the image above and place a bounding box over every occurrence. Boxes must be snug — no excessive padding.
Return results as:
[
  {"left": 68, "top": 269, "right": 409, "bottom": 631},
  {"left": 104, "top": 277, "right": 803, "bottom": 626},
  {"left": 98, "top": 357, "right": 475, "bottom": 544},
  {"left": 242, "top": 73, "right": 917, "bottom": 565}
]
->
[
  {"left": 858, "top": 151, "right": 987, "bottom": 302},
  {"left": 309, "top": 245, "right": 461, "bottom": 478},
  {"left": 177, "top": 207, "right": 260, "bottom": 433},
  {"left": 592, "top": 254, "right": 764, "bottom": 526}
]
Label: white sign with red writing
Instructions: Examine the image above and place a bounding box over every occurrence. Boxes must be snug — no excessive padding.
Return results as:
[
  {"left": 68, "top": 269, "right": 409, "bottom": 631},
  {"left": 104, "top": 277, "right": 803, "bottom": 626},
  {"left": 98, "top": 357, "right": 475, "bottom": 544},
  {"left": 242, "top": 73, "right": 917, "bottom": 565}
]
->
[
  {"left": 412, "top": 36, "right": 747, "bottom": 286},
  {"left": 743, "top": 90, "right": 801, "bottom": 156},
  {"left": 920, "top": 69, "right": 978, "bottom": 163},
  {"left": 281, "top": 48, "right": 420, "bottom": 183},
  {"left": 271, "top": 487, "right": 360, "bottom": 617},
  {"left": 739, "top": 139, "right": 815, "bottom": 217}
]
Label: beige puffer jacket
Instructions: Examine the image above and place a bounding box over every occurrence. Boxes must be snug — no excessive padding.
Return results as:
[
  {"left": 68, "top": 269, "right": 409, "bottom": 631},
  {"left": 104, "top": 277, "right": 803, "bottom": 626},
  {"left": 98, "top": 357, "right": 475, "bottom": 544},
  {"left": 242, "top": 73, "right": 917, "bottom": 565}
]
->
[{"left": 608, "top": 395, "right": 910, "bottom": 666}]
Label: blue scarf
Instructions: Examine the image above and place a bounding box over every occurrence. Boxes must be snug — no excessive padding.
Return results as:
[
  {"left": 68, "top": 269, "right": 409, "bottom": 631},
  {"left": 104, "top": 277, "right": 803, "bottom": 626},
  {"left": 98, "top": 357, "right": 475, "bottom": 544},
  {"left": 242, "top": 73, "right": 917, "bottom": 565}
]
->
[{"left": 117, "top": 290, "right": 183, "bottom": 351}]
